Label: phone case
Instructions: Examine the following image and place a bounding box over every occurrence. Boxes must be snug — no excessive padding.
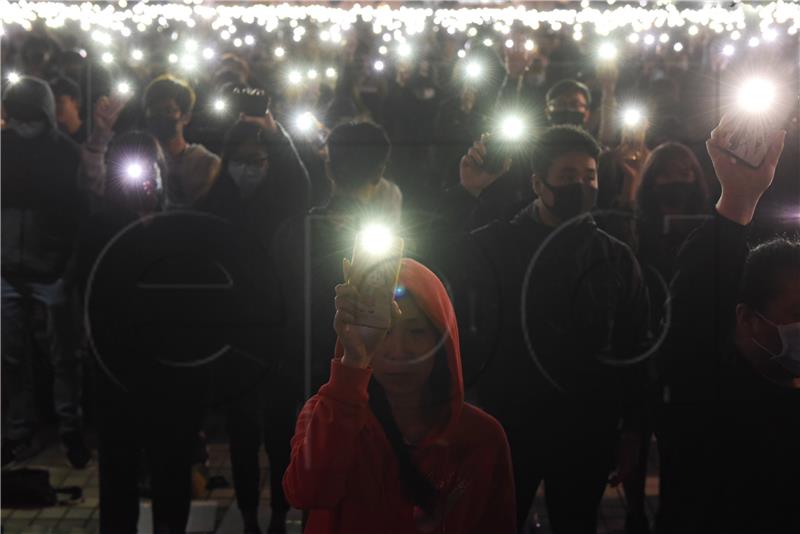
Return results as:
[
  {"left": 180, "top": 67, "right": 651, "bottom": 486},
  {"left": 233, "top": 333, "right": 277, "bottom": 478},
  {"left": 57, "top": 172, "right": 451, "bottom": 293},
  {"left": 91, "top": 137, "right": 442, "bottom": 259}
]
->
[
  {"left": 348, "top": 234, "right": 404, "bottom": 330},
  {"left": 719, "top": 115, "right": 771, "bottom": 169}
]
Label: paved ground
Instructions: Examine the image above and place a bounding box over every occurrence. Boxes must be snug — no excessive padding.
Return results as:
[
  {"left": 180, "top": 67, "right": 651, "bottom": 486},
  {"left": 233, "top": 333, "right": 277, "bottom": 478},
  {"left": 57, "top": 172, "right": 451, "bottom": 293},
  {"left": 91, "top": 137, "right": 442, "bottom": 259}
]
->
[{"left": 2, "top": 425, "right": 659, "bottom": 533}]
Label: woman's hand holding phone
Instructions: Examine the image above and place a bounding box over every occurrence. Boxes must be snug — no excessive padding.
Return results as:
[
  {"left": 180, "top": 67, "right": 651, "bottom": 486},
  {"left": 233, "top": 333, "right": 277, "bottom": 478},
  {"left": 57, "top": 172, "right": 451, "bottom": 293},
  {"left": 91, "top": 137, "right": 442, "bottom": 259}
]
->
[{"left": 335, "top": 258, "right": 400, "bottom": 370}]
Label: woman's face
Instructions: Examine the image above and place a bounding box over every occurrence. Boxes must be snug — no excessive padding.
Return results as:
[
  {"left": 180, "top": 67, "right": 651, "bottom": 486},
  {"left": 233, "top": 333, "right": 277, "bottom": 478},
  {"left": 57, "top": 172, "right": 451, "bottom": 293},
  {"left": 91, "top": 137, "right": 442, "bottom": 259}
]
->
[
  {"left": 654, "top": 158, "right": 696, "bottom": 186},
  {"left": 372, "top": 295, "right": 441, "bottom": 397}
]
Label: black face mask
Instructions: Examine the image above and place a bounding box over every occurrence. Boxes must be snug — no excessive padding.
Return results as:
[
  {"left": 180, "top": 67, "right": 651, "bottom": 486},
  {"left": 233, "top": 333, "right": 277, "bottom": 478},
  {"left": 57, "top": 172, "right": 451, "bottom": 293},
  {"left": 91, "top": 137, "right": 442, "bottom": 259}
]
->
[
  {"left": 147, "top": 116, "right": 180, "bottom": 142},
  {"left": 654, "top": 182, "right": 697, "bottom": 213},
  {"left": 543, "top": 181, "right": 597, "bottom": 221},
  {"left": 548, "top": 110, "right": 585, "bottom": 127}
]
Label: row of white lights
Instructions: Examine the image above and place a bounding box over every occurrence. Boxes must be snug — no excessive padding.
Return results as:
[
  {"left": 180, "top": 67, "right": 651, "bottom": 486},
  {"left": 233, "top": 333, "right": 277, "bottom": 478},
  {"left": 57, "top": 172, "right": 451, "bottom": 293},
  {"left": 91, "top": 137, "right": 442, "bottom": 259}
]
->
[{"left": 2, "top": 1, "right": 798, "bottom": 39}]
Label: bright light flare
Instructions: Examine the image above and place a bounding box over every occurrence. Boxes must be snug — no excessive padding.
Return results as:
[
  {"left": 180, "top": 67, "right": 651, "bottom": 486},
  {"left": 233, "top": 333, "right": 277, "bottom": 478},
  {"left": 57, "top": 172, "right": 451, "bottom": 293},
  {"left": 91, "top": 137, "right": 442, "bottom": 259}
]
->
[
  {"left": 213, "top": 98, "right": 226, "bottom": 112},
  {"left": 288, "top": 70, "right": 303, "bottom": 85},
  {"left": 360, "top": 224, "right": 393, "bottom": 256},
  {"left": 465, "top": 61, "right": 482, "bottom": 79},
  {"left": 131, "top": 49, "right": 144, "bottom": 61},
  {"left": 125, "top": 162, "right": 143, "bottom": 181},
  {"left": 116, "top": 81, "right": 131, "bottom": 95},
  {"left": 397, "top": 43, "right": 412, "bottom": 58},
  {"left": 294, "top": 111, "right": 316, "bottom": 132},
  {"left": 373, "top": 60, "right": 385, "bottom": 72},
  {"left": 598, "top": 42, "right": 618, "bottom": 61},
  {"left": 7, "top": 71, "right": 21, "bottom": 84},
  {"left": 498, "top": 115, "right": 526, "bottom": 141},
  {"left": 737, "top": 78, "right": 776, "bottom": 114},
  {"left": 623, "top": 107, "right": 643, "bottom": 127}
]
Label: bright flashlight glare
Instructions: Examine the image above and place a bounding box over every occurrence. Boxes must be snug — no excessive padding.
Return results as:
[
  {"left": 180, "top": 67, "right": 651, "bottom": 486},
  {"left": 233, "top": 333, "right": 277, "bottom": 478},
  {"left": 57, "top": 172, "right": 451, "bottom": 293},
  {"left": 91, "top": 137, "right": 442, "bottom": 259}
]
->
[
  {"left": 623, "top": 107, "right": 643, "bottom": 127},
  {"left": 295, "top": 111, "right": 315, "bottom": 132},
  {"left": 379, "top": 45, "right": 388, "bottom": 55},
  {"left": 457, "top": 49, "right": 466, "bottom": 58},
  {"left": 524, "top": 39, "right": 535, "bottom": 51},
  {"left": 101, "top": 52, "right": 114, "bottom": 64},
  {"left": 673, "top": 42, "right": 684, "bottom": 52},
  {"left": 722, "top": 44, "right": 735, "bottom": 57},
  {"left": 274, "top": 47, "right": 285, "bottom": 58},
  {"left": 131, "top": 49, "right": 143, "bottom": 61},
  {"left": 360, "top": 224, "right": 393, "bottom": 256},
  {"left": 483, "top": 38, "right": 493, "bottom": 47},
  {"left": 598, "top": 42, "right": 617, "bottom": 61},
  {"left": 244, "top": 34, "right": 255, "bottom": 46},
  {"left": 7, "top": 71, "right": 20, "bottom": 84},
  {"left": 184, "top": 39, "right": 198, "bottom": 52},
  {"left": 748, "top": 37, "right": 760, "bottom": 48},
  {"left": 325, "top": 67, "right": 337, "bottom": 78},
  {"left": 373, "top": 60, "right": 385, "bottom": 72},
  {"left": 288, "top": 70, "right": 302, "bottom": 85},
  {"left": 498, "top": 115, "right": 525, "bottom": 141},
  {"left": 397, "top": 43, "right": 412, "bottom": 58},
  {"left": 307, "top": 69, "right": 318, "bottom": 80},
  {"left": 505, "top": 39, "right": 514, "bottom": 49},
  {"left": 116, "top": 82, "right": 131, "bottom": 95},
  {"left": 182, "top": 55, "right": 198, "bottom": 71},
  {"left": 202, "top": 47, "right": 214, "bottom": 59},
  {"left": 465, "top": 61, "right": 482, "bottom": 79},
  {"left": 213, "top": 99, "right": 226, "bottom": 112},
  {"left": 126, "top": 163, "right": 143, "bottom": 180},
  {"left": 737, "top": 78, "right": 775, "bottom": 113}
]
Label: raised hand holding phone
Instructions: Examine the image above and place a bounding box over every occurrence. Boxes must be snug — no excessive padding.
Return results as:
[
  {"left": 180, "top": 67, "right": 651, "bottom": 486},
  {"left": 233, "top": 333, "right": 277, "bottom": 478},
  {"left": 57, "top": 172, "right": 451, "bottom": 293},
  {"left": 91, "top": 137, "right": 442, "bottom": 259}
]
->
[
  {"left": 708, "top": 112, "right": 786, "bottom": 225},
  {"left": 336, "top": 226, "right": 404, "bottom": 369}
]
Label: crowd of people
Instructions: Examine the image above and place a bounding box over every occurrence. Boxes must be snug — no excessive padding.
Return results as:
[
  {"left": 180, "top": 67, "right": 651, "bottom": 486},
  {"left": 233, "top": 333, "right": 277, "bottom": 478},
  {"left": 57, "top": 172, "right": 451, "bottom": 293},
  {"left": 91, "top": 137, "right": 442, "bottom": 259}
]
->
[{"left": 2, "top": 7, "right": 799, "bottom": 534}]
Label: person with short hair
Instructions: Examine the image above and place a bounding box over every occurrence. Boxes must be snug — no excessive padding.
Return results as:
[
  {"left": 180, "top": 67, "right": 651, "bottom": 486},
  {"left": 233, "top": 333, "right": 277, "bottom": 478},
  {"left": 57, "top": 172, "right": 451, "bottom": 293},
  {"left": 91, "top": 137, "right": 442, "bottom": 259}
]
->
[
  {"left": 545, "top": 79, "right": 593, "bottom": 128},
  {"left": 50, "top": 76, "right": 86, "bottom": 143},
  {"left": 447, "top": 125, "right": 651, "bottom": 532},
  {"left": 142, "top": 75, "right": 221, "bottom": 208}
]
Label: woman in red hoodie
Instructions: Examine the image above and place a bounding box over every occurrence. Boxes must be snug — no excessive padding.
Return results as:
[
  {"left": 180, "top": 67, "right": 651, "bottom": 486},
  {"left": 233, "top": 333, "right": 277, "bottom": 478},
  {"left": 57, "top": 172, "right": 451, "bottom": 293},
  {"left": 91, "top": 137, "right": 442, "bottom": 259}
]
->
[{"left": 283, "top": 258, "right": 515, "bottom": 533}]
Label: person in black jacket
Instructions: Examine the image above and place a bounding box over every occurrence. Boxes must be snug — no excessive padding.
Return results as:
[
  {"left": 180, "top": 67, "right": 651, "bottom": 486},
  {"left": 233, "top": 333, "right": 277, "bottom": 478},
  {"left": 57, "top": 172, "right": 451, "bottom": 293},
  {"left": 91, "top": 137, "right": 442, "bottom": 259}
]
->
[
  {"left": 200, "top": 113, "right": 310, "bottom": 534},
  {"left": 657, "top": 121, "right": 798, "bottom": 534},
  {"left": 437, "top": 126, "right": 651, "bottom": 533},
  {"left": 1, "top": 75, "right": 90, "bottom": 468}
]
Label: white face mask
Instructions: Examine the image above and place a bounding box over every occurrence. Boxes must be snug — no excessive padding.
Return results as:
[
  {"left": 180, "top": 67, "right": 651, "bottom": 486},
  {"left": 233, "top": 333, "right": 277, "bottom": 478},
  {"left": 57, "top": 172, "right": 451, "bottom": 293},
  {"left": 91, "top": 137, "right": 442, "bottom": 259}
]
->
[
  {"left": 228, "top": 161, "right": 265, "bottom": 199},
  {"left": 6, "top": 118, "right": 47, "bottom": 139},
  {"left": 753, "top": 312, "right": 800, "bottom": 377}
]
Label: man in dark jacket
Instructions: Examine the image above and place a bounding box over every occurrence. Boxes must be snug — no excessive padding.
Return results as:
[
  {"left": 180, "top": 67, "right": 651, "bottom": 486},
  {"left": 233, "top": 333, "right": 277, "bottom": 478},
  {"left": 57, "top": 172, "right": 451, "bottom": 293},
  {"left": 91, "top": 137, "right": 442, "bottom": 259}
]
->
[
  {"left": 656, "top": 125, "right": 798, "bottom": 534},
  {"left": 1, "top": 75, "right": 90, "bottom": 468},
  {"left": 437, "top": 126, "right": 651, "bottom": 533}
]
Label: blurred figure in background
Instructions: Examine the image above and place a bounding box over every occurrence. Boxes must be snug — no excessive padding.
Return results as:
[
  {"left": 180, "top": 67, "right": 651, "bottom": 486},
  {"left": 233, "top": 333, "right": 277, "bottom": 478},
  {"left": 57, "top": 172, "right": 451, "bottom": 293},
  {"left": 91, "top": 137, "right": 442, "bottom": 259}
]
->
[
  {"left": 50, "top": 75, "right": 86, "bottom": 144},
  {"left": 1, "top": 75, "right": 90, "bottom": 469}
]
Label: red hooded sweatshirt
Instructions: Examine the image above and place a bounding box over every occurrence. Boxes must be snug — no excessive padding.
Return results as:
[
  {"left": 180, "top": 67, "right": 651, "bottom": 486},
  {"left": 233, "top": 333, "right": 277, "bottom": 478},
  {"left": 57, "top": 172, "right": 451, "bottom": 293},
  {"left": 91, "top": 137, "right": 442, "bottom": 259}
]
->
[{"left": 283, "top": 259, "right": 516, "bottom": 533}]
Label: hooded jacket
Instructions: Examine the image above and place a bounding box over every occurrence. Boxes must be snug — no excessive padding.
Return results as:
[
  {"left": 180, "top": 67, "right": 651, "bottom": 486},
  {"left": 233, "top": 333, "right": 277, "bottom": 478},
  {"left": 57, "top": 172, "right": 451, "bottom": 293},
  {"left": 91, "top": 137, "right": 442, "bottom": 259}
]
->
[
  {"left": 283, "top": 259, "right": 515, "bottom": 533},
  {"left": 1, "top": 76, "right": 84, "bottom": 282}
]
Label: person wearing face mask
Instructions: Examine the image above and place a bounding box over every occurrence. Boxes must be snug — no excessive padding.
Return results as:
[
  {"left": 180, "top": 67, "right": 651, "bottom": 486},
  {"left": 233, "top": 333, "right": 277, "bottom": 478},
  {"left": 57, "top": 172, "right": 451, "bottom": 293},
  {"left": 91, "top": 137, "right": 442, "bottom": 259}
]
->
[
  {"left": 544, "top": 79, "right": 592, "bottom": 129},
  {"left": 200, "top": 115, "right": 309, "bottom": 534},
  {"left": 656, "top": 120, "right": 798, "bottom": 534},
  {"left": 447, "top": 125, "right": 651, "bottom": 533},
  {"left": 142, "top": 75, "right": 221, "bottom": 209},
  {"left": 1, "top": 75, "right": 91, "bottom": 469},
  {"left": 283, "top": 258, "right": 516, "bottom": 533}
]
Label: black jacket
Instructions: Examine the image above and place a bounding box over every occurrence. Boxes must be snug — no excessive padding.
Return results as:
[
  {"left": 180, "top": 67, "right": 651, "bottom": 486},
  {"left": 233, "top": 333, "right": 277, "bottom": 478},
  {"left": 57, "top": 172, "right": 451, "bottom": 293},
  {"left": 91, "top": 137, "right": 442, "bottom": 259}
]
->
[
  {"left": 1, "top": 128, "right": 84, "bottom": 282},
  {"left": 201, "top": 123, "right": 310, "bottom": 250},
  {"left": 659, "top": 211, "right": 800, "bottom": 533},
  {"left": 441, "top": 203, "right": 651, "bottom": 429}
]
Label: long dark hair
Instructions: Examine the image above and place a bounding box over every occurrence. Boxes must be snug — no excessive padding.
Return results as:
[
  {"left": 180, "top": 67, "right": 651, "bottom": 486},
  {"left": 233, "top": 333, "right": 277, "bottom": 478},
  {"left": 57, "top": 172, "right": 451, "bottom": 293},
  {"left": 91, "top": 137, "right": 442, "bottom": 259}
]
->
[
  {"left": 637, "top": 142, "right": 709, "bottom": 221},
  {"left": 367, "top": 343, "right": 451, "bottom": 514}
]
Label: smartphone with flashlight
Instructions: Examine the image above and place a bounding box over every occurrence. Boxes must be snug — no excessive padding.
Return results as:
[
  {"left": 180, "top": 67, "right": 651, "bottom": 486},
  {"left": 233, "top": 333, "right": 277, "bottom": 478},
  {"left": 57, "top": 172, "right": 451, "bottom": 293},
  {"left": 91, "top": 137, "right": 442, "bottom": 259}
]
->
[
  {"left": 717, "top": 78, "right": 781, "bottom": 168},
  {"left": 348, "top": 226, "right": 404, "bottom": 330},
  {"left": 232, "top": 87, "right": 270, "bottom": 117}
]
